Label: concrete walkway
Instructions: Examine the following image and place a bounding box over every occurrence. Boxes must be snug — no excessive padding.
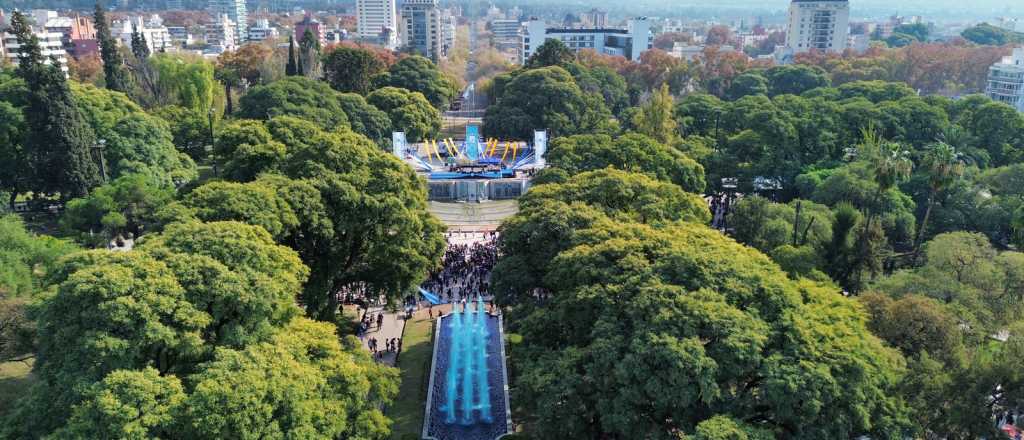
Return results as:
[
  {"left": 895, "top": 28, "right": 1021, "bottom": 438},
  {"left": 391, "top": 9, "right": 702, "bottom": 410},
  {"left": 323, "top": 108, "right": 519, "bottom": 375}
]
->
[{"left": 358, "top": 307, "right": 406, "bottom": 366}]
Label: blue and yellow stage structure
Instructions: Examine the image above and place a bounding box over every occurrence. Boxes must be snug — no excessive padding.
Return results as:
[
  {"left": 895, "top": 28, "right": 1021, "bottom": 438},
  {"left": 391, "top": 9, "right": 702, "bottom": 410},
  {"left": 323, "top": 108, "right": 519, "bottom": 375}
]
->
[{"left": 393, "top": 124, "right": 548, "bottom": 180}]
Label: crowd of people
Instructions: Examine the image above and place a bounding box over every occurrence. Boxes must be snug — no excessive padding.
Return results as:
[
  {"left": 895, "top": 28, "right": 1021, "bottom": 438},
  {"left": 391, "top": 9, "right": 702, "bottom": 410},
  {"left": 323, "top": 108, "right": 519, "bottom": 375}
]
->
[{"left": 421, "top": 231, "right": 499, "bottom": 304}]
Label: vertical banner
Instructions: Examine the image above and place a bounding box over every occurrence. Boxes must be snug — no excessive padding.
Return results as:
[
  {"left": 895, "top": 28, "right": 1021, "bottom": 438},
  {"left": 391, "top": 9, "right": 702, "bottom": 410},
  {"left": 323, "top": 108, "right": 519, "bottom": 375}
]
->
[
  {"left": 465, "top": 125, "right": 481, "bottom": 161},
  {"left": 533, "top": 130, "right": 548, "bottom": 169},
  {"left": 392, "top": 132, "right": 407, "bottom": 159}
]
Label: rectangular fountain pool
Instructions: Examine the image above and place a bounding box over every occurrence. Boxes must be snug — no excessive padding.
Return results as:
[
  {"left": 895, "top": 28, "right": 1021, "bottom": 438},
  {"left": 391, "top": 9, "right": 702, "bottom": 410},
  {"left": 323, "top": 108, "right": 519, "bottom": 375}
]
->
[{"left": 422, "top": 301, "right": 512, "bottom": 440}]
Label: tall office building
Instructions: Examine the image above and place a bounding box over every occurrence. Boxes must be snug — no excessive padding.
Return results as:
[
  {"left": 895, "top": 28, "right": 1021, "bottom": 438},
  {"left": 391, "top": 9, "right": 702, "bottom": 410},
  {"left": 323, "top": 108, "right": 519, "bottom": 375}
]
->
[
  {"left": 400, "top": 0, "right": 442, "bottom": 62},
  {"left": 209, "top": 0, "right": 247, "bottom": 44},
  {"left": 986, "top": 48, "right": 1024, "bottom": 113},
  {"left": 784, "top": 0, "right": 849, "bottom": 53},
  {"left": 441, "top": 10, "right": 456, "bottom": 57},
  {"left": 356, "top": 0, "right": 397, "bottom": 49}
]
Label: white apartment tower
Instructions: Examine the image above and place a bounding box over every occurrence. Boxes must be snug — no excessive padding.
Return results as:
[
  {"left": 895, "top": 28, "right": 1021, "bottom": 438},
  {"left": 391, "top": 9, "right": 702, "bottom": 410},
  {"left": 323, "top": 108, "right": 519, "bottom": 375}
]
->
[
  {"left": 986, "top": 48, "right": 1024, "bottom": 113},
  {"left": 2, "top": 30, "right": 69, "bottom": 74},
  {"left": 784, "top": 0, "right": 849, "bottom": 54},
  {"left": 400, "top": 0, "right": 442, "bottom": 62},
  {"left": 357, "top": 0, "right": 398, "bottom": 49},
  {"left": 209, "top": 0, "right": 247, "bottom": 44}
]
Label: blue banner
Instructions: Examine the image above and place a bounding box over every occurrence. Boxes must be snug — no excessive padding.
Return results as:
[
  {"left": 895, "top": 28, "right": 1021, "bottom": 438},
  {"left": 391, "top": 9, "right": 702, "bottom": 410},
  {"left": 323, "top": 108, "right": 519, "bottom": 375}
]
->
[{"left": 465, "top": 125, "right": 481, "bottom": 161}]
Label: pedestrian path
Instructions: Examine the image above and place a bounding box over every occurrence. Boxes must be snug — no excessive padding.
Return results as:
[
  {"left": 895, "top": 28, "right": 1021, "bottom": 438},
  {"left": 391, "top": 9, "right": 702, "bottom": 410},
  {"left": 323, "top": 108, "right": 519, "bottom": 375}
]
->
[{"left": 358, "top": 307, "right": 406, "bottom": 366}]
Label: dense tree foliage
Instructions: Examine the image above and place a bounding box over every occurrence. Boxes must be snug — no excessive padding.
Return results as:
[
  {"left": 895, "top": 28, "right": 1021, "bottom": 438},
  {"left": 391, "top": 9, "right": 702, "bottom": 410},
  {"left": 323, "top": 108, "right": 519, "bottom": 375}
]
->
[
  {"left": 493, "top": 168, "right": 908, "bottom": 439},
  {"left": 373, "top": 56, "right": 458, "bottom": 110},
  {"left": 186, "top": 119, "right": 445, "bottom": 320},
  {"left": 3, "top": 221, "right": 397, "bottom": 438},
  {"left": 60, "top": 173, "right": 175, "bottom": 244},
  {"left": 239, "top": 76, "right": 351, "bottom": 130},
  {"left": 545, "top": 133, "right": 705, "bottom": 192},
  {"left": 9, "top": 11, "right": 101, "bottom": 200},
  {"left": 93, "top": 3, "right": 131, "bottom": 93},
  {"left": 323, "top": 47, "right": 387, "bottom": 95},
  {"left": 0, "top": 215, "right": 77, "bottom": 363},
  {"left": 862, "top": 232, "right": 1024, "bottom": 439},
  {"left": 483, "top": 66, "right": 614, "bottom": 140},
  {"left": 366, "top": 87, "right": 441, "bottom": 142},
  {"left": 525, "top": 39, "right": 575, "bottom": 68},
  {"left": 961, "top": 23, "right": 1024, "bottom": 46}
]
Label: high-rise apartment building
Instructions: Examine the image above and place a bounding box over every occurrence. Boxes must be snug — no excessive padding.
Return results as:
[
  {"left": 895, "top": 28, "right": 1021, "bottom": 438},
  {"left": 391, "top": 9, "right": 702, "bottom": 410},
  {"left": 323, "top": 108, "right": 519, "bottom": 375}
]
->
[
  {"left": 986, "top": 48, "right": 1024, "bottom": 113},
  {"left": 441, "top": 10, "right": 456, "bottom": 57},
  {"left": 209, "top": 0, "right": 247, "bottom": 44},
  {"left": 784, "top": 0, "right": 849, "bottom": 53},
  {"left": 2, "top": 30, "right": 69, "bottom": 74},
  {"left": 205, "top": 14, "right": 237, "bottom": 53},
  {"left": 400, "top": 0, "right": 442, "bottom": 62},
  {"left": 356, "top": 0, "right": 397, "bottom": 49}
]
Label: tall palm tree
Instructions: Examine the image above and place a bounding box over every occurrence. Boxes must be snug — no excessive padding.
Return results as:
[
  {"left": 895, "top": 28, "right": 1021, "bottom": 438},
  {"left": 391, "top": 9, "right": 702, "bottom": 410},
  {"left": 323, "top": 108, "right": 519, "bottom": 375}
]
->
[
  {"left": 851, "top": 126, "right": 913, "bottom": 290},
  {"left": 913, "top": 141, "right": 966, "bottom": 256}
]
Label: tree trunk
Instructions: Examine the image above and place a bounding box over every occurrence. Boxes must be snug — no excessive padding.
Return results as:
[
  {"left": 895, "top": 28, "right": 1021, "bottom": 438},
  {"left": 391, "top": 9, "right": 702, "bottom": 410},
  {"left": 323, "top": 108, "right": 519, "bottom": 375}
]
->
[
  {"left": 913, "top": 191, "right": 936, "bottom": 262},
  {"left": 224, "top": 84, "right": 233, "bottom": 117},
  {"left": 7, "top": 190, "right": 17, "bottom": 212}
]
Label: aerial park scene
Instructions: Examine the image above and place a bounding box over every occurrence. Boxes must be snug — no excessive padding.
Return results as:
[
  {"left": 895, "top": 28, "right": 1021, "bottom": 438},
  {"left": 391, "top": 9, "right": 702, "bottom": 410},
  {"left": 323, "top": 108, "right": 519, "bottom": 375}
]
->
[{"left": 380, "top": 124, "right": 543, "bottom": 439}]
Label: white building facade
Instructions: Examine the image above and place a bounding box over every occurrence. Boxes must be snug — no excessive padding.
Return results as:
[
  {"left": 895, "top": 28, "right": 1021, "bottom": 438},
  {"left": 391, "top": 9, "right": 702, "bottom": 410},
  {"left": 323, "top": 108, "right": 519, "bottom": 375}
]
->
[
  {"left": 205, "top": 14, "right": 237, "bottom": 53},
  {"left": 356, "top": 0, "right": 398, "bottom": 48},
  {"left": 248, "top": 18, "right": 279, "bottom": 41},
  {"left": 118, "top": 15, "right": 173, "bottom": 53},
  {"left": 2, "top": 30, "right": 68, "bottom": 73},
  {"left": 784, "top": 0, "right": 849, "bottom": 54},
  {"left": 400, "top": 0, "right": 442, "bottom": 62},
  {"left": 986, "top": 48, "right": 1024, "bottom": 113},
  {"left": 441, "top": 11, "right": 456, "bottom": 57},
  {"left": 522, "top": 17, "right": 652, "bottom": 63},
  {"left": 209, "top": 0, "right": 247, "bottom": 44}
]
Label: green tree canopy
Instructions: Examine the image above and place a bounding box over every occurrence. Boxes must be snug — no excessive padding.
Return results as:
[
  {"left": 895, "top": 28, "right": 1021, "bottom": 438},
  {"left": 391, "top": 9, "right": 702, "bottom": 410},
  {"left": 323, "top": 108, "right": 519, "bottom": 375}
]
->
[
  {"left": 373, "top": 55, "right": 458, "bottom": 110},
  {"left": 521, "top": 168, "right": 710, "bottom": 225},
  {"left": 961, "top": 23, "right": 1024, "bottom": 46},
  {"left": 60, "top": 173, "right": 175, "bottom": 244},
  {"left": 322, "top": 46, "right": 387, "bottom": 95},
  {"left": 545, "top": 133, "right": 705, "bottom": 192},
  {"left": 483, "top": 66, "right": 614, "bottom": 140},
  {"left": 726, "top": 72, "right": 769, "bottom": 100},
  {"left": 337, "top": 93, "right": 392, "bottom": 146},
  {"left": 764, "top": 65, "right": 831, "bottom": 96},
  {"left": 525, "top": 39, "right": 574, "bottom": 68},
  {"left": 238, "top": 76, "right": 351, "bottom": 131},
  {"left": 497, "top": 217, "right": 908, "bottom": 439},
  {"left": 5, "top": 220, "right": 398, "bottom": 439},
  {"left": 365, "top": 86, "right": 441, "bottom": 142}
]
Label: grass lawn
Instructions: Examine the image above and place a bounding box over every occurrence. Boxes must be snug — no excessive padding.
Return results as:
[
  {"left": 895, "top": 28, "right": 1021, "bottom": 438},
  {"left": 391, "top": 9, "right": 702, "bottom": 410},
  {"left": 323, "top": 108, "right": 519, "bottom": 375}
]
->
[
  {"left": 388, "top": 309, "right": 437, "bottom": 439},
  {"left": 0, "top": 360, "right": 35, "bottom": 418}
]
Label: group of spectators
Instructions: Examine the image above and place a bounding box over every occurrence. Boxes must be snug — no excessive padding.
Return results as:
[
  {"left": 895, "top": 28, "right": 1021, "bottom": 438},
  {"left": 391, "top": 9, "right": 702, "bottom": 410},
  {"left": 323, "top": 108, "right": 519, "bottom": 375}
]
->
[{"left": 422, "top": 231, "right": 499, "bottom": 304}]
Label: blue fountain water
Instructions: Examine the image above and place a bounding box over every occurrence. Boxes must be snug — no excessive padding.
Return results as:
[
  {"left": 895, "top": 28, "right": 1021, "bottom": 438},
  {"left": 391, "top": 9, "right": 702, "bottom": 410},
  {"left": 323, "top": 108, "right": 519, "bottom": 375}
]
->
[
  {"left": 475, "top": 297, "right": 492, "bottom": 423},
  {"left": 426, "top": 297, "right": 509, "bottom": 440}
]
